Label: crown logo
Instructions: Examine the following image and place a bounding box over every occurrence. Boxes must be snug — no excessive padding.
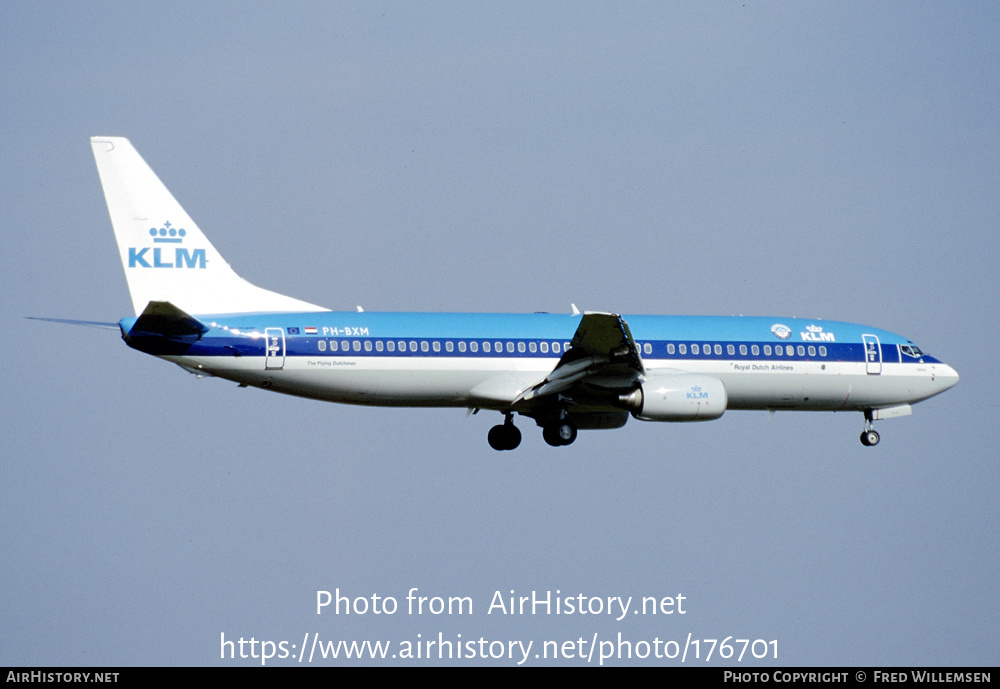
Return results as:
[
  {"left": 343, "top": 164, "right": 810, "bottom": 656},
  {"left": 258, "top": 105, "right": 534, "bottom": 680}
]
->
[
  {"left": 691, "top": 386, "right": 702, "bottom": 392},
  {"left": 806, "top": 324, "right": 823, "bottom": 332},
  {"left": 149, "top": 220, "right": 187, "bottom": 244}
]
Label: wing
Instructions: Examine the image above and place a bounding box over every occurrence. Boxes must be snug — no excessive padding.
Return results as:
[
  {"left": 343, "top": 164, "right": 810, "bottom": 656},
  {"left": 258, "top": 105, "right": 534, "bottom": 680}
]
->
[{"left": 514, "top": 312, "right": 645, "bottom": 407}]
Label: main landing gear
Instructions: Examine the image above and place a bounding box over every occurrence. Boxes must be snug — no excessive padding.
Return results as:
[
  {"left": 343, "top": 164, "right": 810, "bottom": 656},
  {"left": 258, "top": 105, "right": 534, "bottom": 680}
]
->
[
  {"left": 488, "top": 414, "right": 521, "bottom": 451},
  {"left": 542, "top": 419, "right": 577, "bottom": 447},
  {"left": 860, "top": 411, "right": 880, "bottom": 447},
  {"left": 486, "top": 413, "right": 578, "bottom": 450}
]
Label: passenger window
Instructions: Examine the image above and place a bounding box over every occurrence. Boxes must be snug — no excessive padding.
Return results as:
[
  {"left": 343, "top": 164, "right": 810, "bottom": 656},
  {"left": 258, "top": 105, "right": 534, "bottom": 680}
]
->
[
  {"left": 353, "top": 341, "right": 361, "bottom": 352},
  {"left": 644, "top": 343, "right": 652, "bottom": 355},
  {"left": 421, "top": 341, "right": 429, "bottom": 352},
  {"left": 318, "top": 340, "right": 326, "bottom": 352},
  {"left": 529, "top": 342, "right": 537, "bottom": 353},
  {"left": 679, "top": 344, "right": 687, "bottom": 355},
  {"left": 364, "top": 341, "right": 372, "bottom": 352},
  {"left": 458, "top": 341, "right": 466, "bottom": 353},
  {"left": 807, "top": 346, "right": 815, "bottom": 357},
  {"left": 540, "top": 342, "right": 548, "bottom": 353},
  {"left": 483, "top": 342, "right": 491, "bottom": 353},
  {"left": 714, "top": 344, "right": 722, "bottom": 356},
  {"left": 432, "top": 341, "right": 441, "bottom": 352},
  {"left": 819, "top": 346, "right": 826, "bottom": 357},
  {"left": 517, "top": 342, "right": 525, "bottom": 353},
  {"left": 470, "top": 341, "right": 478, "bottom": 353},
  {"left": 691, "top": 344, "right": 700, "bottom": 355},
  {"left": 398, "top": 341, "right": 406, "bottom": 352},
  {"left": 751, "top": 345, "right": 759, "bottom": 356},
  {"left": 506, "top": 342, "right": 514, "bottom": 353},
  {"left": 552, "top": 342, "right": 561, "bottom": 354},
  {"left": 739, "top": 344, "right": 747, "bottom": 356},
  {"left": 409, "top": 341, "right": 417, "bottom": 352},
  {"left": 387, "top": 341, "right": 395, "bottom": 352},
  {"left": 667, "top": 343, "right": 676, "bottom": 355},
  {"left": 797, "top": 345, "right": 804, "bottom": 356}
]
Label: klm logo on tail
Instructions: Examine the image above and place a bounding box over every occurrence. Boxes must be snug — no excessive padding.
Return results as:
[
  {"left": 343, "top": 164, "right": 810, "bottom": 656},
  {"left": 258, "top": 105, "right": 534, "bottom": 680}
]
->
[{"left": 129, "top": 221, "right": 206, "bottom": 269}]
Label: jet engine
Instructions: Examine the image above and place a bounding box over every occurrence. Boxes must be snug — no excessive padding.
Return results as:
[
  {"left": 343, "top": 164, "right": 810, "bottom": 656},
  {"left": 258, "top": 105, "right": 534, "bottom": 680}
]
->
[{"left": 620, "top": 374, "right": 727, "bottom": 422}]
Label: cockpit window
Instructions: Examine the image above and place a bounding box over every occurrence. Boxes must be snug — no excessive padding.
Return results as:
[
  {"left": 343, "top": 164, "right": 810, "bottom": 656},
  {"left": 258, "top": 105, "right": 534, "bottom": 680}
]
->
[{"left": 900, "top": 345, "right": 924, "bottom": 358}]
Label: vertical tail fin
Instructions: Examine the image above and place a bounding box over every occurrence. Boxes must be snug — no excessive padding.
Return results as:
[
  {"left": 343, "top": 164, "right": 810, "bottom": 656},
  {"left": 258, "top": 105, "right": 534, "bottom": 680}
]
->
[{"left": 91, "top": 137, "right": 327, "bottom": 316}]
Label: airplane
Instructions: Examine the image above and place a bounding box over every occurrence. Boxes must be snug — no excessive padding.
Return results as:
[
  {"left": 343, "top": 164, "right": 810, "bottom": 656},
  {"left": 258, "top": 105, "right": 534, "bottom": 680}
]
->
[{"left": 40, "top": 137, "right": 959, "bottom": 451}]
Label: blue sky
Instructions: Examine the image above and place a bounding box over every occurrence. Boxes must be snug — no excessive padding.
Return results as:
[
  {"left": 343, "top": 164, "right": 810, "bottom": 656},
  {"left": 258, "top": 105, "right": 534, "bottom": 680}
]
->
[{"left": 2, "top": 2, "right": 997, "bottom": 666}]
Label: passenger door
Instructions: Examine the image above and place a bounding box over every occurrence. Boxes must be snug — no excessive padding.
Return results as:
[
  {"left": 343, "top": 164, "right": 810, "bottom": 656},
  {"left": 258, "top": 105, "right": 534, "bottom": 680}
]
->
[
  {"left": 265, "top": 328, "right": 285, "bottom": 370},
  {"left": 863, "top": 334, "right": 881, "bottom": 375}
]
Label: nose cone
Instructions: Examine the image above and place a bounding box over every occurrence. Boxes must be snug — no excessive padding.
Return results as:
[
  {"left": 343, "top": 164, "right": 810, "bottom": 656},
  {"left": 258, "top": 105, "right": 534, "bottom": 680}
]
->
[{"left": 935, "top": 363, "right": 960, "bottom": 393}]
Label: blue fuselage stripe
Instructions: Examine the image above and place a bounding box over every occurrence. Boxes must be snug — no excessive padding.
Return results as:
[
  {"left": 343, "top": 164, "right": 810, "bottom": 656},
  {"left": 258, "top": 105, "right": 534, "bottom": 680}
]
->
[
  {"left": 172, "top": 335, "right": 936, "bottom": 366},
  {"left": 118, "top": 312, "right": 942, "bottom": 365}
]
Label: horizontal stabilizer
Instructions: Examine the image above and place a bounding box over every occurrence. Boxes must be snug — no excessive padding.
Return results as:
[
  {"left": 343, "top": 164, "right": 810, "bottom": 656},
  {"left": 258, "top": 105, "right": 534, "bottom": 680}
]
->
[{"left": 26, "top": 316, "right": 118, "bottom": 330}]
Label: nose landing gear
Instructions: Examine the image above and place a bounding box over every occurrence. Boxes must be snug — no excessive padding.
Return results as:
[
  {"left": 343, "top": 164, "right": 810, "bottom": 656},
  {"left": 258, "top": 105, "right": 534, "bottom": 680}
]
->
[{"left": 860, "top": 411, "right": 880, "bottom": 446}]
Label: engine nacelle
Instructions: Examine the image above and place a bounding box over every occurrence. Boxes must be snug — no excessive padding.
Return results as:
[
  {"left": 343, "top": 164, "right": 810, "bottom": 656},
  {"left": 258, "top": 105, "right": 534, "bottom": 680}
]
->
[{"left": 621, "top": 374, "right": 727, "bottom": 422}]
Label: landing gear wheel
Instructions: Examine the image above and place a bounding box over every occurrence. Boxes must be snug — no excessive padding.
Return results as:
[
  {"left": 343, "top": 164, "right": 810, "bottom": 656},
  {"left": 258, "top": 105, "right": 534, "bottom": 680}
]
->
[
  {"left": 505, "top": 424, "right": 521, "bottom": 450},
  {"left": 542, "top": 425, "right": 559, "bottom": 447},
  {"left": 557, "top": 421, "right": 577, "bottom": 445},
  {"left": 542, "top": 425, "right": 561, "bottom": 447},
  {"left": 488, "top": 422, "right": 521, "bottom": 451},
  {"left": 488, "top": 425, "right": 506, "bottom": 450},
  {"left": 860, "top": 429, "right": 880, "bottom": 447},
  {"left": 543, "top": 421, "right": 577, "bottom": 447}
]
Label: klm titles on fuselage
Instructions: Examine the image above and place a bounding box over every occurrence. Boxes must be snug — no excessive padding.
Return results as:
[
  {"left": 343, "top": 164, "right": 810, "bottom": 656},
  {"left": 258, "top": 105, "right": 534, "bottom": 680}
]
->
[
  {"left": 800, "top": 325, "right": 835, "bottom": 342},
  {"left": 128, "top": 222, "right": 206, "bottom": 269}
]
